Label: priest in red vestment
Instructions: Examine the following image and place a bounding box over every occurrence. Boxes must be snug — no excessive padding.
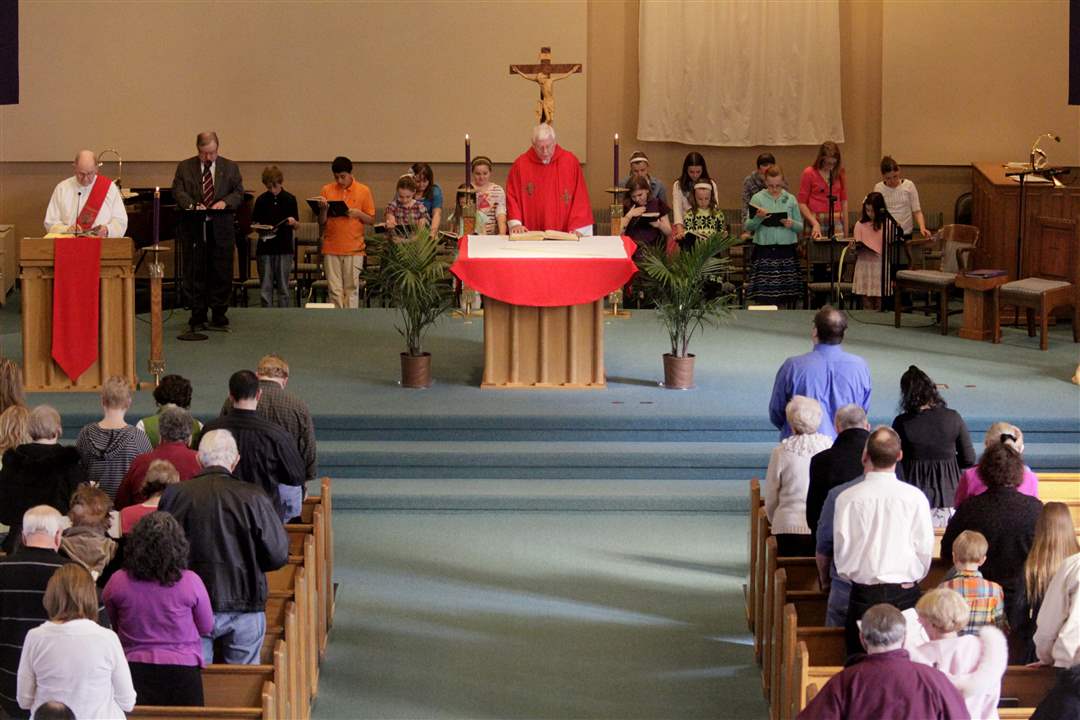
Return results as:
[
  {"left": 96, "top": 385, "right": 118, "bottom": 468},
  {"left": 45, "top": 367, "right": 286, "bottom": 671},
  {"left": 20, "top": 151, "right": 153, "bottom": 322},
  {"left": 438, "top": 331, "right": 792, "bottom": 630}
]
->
[{"left": 506, "top": 124, "right": 593, "bottom": 236}]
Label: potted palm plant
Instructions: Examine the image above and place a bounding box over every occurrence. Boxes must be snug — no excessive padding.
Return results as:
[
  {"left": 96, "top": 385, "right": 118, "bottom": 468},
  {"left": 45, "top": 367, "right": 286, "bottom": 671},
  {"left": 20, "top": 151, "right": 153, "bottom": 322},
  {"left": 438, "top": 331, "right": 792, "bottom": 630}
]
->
[
  {"left": 636, "top": 230, "right": 738, "bottom": 388},
  {"left": 364, "top": 227, "right": 454, "bottom": 388}
]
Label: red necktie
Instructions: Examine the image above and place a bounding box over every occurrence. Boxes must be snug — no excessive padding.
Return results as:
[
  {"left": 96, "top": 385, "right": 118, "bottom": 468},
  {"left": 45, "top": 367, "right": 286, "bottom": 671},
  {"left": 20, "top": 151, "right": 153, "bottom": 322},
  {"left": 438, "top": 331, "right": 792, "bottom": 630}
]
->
[{"left": 202, "top": 163, "right": 214, "bottom": 206}]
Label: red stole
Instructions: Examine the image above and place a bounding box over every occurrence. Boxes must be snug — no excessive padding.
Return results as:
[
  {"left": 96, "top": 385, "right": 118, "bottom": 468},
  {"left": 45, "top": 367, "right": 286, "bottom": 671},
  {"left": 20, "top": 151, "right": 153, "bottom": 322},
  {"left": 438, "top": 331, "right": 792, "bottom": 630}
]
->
[
  {"left": 76, "top": 174, "right": 113, "bottom": 231},
  {"left": 51, "top": 235, "right": 101, "bottom": 381},
  {"left": 506, "top": 145, "right": 593, "bottom": 233}
]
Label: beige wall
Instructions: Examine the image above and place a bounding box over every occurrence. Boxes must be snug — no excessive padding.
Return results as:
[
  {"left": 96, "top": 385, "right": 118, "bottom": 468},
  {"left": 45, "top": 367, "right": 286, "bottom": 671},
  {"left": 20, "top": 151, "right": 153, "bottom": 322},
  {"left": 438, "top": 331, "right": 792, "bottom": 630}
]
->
[{"left": 0, "top": 0, "right": 982, "bottom": 244}]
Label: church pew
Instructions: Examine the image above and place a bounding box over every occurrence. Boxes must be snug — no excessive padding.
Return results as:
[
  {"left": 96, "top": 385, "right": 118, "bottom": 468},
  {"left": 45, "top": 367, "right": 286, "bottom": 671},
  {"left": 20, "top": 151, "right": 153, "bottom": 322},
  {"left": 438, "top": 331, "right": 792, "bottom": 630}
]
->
[
  {"left": 753, "top": 507, "right": 771, "bottom": 663},
  {"left": 791, "top": 635, "right": 1059, "bottom": 718},
  {"left": 1037, "top": 472, "right": 1080, "bottom": 502},
  {"left": 288, "top": 478, "right": 335, "bottom": 654},
  {"left": 130, "top": 667, "right": 277, "bottom": 720},
  {"left": 745, "top": 478, "right": 762, "bottom": 632}
]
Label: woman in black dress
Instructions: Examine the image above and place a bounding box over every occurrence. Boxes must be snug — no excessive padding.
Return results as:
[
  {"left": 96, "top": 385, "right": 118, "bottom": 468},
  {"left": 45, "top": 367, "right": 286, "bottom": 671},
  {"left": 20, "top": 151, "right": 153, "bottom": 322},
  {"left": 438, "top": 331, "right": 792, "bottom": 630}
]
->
[
  {"left": 940, "top": 442, "right": 1044, "bottom": 659},
  {"left": 892, "top": 365, "right": 976, "bottom": 526}
]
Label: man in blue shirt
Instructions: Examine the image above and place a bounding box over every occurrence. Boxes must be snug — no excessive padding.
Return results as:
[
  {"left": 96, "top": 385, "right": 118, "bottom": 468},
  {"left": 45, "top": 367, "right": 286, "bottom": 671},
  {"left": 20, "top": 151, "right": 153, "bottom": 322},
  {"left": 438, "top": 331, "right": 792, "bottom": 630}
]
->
[{"left": 769, "top": 306, "right": 871, "bottom": 440}]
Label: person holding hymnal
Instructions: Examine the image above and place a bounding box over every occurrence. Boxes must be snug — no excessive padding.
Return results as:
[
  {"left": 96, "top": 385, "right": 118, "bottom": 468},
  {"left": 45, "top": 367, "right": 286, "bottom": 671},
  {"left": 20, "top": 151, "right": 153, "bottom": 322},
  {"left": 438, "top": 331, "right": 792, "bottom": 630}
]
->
[
  {"left": 679, "top": 181, "right": 727, "bottom": 252},
  {"left": 620, "top": 175, "right": 672, "bottom": 258},
  {"left": 251, "top": 165, "right": 298, "bottom": 308},
  {"left": 745, "top": 165, "right": 804, "bottom": 307},
  {"left": 384, "top": 174, "right": 430, "bottom": 237},
  {"left": 851, "top": 192, "right": 887, "bottom": 311}
]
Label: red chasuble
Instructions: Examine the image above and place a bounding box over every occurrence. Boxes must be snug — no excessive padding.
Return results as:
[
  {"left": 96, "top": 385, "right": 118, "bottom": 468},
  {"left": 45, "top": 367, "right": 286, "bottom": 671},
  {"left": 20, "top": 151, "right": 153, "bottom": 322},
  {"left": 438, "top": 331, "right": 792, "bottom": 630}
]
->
[
  {"left": 76, "top": 174, "right": 113, "bottom": 231},
  {"left": 505, "top": 144, "right": 593, "bottom": 233}
]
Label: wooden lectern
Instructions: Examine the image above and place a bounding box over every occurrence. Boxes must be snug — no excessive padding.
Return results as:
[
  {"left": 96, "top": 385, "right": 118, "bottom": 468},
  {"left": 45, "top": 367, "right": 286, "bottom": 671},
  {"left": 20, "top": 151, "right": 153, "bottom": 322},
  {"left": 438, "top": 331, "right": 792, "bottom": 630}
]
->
[{"left": 20, "top": 237, "right": 136, "bottom": 391}]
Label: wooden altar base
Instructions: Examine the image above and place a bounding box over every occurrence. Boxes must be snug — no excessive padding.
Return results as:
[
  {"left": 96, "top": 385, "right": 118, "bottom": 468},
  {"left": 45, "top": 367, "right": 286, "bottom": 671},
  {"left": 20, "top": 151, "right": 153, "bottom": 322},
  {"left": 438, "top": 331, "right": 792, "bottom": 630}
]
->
[{"left": 481, "top": 298, "right": 606, "bottom": 389}]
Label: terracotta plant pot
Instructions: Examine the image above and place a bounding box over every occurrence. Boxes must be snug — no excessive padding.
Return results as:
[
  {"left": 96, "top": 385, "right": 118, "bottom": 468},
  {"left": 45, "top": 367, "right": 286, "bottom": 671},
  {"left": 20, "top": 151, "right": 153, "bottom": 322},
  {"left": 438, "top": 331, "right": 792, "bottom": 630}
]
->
[
  {"left": 662, "top": 353, "right": 695, "bottom": 389},
  {"left": 400, "top": 352, "right": 432, "bottom": 388}
]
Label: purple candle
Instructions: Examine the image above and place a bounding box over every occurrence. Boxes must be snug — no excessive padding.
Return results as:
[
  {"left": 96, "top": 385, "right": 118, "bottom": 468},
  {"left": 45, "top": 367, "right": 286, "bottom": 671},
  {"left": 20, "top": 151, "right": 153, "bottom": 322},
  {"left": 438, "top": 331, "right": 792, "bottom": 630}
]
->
[
  {"left": 613, "top": 133, "right": 619, "bottom": 187},
  {"left": 153, "top": 186, "right": 160, "bottom": 245},
  {"left": 465, "top": 134, "right": 471, "bottom": 187}
]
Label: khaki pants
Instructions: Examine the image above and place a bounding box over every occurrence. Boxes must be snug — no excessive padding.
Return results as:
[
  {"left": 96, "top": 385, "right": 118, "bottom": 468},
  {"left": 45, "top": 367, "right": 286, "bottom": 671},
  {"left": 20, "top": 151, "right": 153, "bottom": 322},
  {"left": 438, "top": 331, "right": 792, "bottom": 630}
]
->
[{"left": 323, "top": 254, "right": 364, "bottom": 308}]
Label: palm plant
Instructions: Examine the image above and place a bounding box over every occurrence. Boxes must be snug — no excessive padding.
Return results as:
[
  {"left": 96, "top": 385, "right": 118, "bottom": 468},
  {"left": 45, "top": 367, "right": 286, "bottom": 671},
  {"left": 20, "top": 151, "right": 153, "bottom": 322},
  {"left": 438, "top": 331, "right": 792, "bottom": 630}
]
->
[
  {"left": 635, "top": 230, "right": 739, "bottom": 357},
  {"left": 364, "top": 227, "right": 454, "bottom": 356}
]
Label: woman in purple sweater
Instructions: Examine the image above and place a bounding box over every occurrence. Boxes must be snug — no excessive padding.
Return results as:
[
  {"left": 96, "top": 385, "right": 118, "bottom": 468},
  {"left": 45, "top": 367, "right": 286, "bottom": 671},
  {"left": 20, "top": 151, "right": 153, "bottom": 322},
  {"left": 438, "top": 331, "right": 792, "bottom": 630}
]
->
[{"left": 102, "top": 511, "right": 213, "bottom": 707}]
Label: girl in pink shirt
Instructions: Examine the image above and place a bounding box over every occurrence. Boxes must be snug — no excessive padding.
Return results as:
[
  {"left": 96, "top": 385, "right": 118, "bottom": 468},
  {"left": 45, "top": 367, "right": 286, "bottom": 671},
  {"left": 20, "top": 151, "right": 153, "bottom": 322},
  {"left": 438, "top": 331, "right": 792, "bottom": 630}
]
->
[{"left": 954, "top": 423, "right": 1040, "bottom": 507}]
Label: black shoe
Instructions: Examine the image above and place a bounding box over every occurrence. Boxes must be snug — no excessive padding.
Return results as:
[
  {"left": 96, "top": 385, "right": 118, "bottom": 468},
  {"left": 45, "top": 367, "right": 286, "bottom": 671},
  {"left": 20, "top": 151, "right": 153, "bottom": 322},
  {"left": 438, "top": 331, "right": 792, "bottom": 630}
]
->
[
  {"left": 189, "top": 315, "right": 208, "bottom": 330},
  {"left": 210, "top": 314, "right": 229, "bottom": 328}
]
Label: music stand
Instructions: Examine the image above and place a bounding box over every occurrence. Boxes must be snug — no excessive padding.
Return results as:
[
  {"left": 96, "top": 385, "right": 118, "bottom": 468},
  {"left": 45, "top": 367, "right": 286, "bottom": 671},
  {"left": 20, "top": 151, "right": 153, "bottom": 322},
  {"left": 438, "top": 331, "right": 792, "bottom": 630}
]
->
[{"left": 177, "top": 207, "right": 235, "bottom": 342}]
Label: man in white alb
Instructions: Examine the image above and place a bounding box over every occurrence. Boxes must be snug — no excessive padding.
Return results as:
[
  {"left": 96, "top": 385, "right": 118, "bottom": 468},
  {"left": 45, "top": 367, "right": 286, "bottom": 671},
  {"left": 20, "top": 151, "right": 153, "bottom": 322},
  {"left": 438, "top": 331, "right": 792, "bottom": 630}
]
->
[{"left": 44, "top": 150, "right": 128, "bottom": 237}]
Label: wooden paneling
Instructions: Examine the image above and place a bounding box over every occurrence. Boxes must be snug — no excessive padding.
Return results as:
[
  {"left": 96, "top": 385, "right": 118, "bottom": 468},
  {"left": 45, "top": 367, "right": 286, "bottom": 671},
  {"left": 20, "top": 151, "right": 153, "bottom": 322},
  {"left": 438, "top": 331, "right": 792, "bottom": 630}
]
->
[
  {"left": 482, "top": 298, "right": 605, "bottom": 388},
  {"left": 19, "top": 237, "right": 136, "bottom": 391},
  {"left": 971, "top": 163, "right": 1080, "bottom": 280}
]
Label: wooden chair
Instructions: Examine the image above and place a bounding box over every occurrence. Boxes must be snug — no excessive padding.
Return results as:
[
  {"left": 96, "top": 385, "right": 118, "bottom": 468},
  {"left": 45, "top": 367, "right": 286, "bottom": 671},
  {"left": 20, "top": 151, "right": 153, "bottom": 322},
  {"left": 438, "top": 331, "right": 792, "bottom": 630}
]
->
[
  {"left": 893, "top": 224, "right": 980, "bottom": 334},
  {"left": 292, "top": 222, "right": 324, "bottom": 305},
  {"left": 996, "top": 216, "right": 1080, "bottom": 350}
]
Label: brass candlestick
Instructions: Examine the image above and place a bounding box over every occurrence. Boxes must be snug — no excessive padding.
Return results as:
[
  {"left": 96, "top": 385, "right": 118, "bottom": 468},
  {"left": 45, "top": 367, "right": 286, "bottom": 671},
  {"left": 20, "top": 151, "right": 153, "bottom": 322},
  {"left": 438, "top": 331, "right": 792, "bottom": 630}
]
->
[
  {"left": 142, "top": 244, "right": 171, "bottom": 387},
  {"left": 605, "top": 186, "right": 631, "bottom": 318}
]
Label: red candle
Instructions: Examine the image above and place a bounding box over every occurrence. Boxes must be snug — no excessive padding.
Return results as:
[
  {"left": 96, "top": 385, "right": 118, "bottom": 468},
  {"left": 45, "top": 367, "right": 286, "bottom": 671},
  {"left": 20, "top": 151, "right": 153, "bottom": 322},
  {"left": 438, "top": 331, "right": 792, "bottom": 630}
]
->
[
  {"left": 613, "top": 133, "right": 619, "bottom": 187},
  {"left": 465, "top": 134, "right": 471, "bottom": 187}
]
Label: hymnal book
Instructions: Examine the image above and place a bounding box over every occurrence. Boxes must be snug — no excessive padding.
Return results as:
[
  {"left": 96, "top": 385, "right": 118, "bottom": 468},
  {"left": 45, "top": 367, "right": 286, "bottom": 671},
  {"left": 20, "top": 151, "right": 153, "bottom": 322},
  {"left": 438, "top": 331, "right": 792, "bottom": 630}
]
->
[
  {"left": 251, "top": 218, "right": 289, "bottom": 232},
  {"left": 507, "top": 230, "right": 579, "bottom": 242},
  {"left": 306, "top": 198, "right": 349, "bottom": 217},
  {"left": 965, "top": 268, "right": 1007, "bottom": 279},
  {"left": 761, "top": 212, "right": 787, "bottom": 228},
  {"left": 640, "top": 212, "right": 660, "bottom": 219}
]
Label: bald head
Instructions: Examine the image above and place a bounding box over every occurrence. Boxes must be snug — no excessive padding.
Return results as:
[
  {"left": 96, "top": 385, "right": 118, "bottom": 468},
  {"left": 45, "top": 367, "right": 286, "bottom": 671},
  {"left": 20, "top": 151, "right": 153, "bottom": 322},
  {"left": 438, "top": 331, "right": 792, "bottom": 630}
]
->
[{"left": 73, "top": 150, "right": 97, "bottom": 186}]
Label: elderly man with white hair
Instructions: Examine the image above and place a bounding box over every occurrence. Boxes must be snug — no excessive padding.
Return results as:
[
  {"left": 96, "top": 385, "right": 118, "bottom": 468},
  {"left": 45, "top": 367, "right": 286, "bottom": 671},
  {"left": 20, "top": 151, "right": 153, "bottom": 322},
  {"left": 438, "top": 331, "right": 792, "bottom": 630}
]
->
[
  {"left": 505, "top": 123, "right": 593, "bottom": 237},
  {"left": 763, "top": 395, "right": 832, "bottom": 556},
  {"left": 0, "top": 506, "right": 74, "bottom": 719},
  {"left": 44, "top": 150, "right": 128, "bottom": 237},
  {"left": 158, "top": 429, "right": 288, "bottom": 665},
  {"left": 797, "top": 603, "right": 970, "bottom": 719}
]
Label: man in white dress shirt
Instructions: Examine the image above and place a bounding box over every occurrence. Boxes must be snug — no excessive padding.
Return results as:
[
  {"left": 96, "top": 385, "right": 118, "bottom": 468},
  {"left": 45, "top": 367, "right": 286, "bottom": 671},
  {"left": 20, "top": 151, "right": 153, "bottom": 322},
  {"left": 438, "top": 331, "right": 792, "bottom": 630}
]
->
[
  {"left": 833, "top": 425, "right": 934, "bottom": 656},
  {"left": 43, "top": 150, "right": 128, "bottom": 237}
]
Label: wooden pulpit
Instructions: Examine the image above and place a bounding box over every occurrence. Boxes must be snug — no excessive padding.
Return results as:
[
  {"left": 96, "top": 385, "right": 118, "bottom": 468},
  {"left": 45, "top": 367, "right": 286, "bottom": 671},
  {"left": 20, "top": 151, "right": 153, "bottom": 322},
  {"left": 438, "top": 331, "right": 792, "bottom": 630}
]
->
[{"left": 20, "top": 237, "right": 136, "bottom": 391}]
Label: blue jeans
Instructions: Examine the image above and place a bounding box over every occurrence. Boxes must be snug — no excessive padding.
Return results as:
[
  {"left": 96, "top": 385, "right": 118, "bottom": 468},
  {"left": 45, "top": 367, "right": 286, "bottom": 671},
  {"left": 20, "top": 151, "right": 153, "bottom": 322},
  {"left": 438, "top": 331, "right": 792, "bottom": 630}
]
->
[
  {"left": 278, "top": 484, "right": 303, "bottom": 523},
  {"left": 259, "top": 254, "right": 293, "bottom": 307},
  {"left": 202, "top": 610, "right": 266, "bottom": 665},
  {"left": 826, "top": 577, "right": 851, "bottom": 627}
]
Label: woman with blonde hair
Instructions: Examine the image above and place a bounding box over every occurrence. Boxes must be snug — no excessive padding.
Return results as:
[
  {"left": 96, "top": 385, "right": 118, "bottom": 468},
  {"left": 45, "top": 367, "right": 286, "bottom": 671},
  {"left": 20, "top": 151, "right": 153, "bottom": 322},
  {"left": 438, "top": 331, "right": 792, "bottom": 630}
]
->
[
  {"left": 1012, "top": 502, "right": 1079, "bottom": 663},
  {"left": 0, "top": 357, "right": 25, "bottom": 414},
  {"left": 16, "top": 564, "right": 135, "bottom": 719},
  {"left": 76, "top": 376, "right": 151, "bottom": 500},
  {"left": 0, "top": 405, "right": 30, "bottom": 465},
  {"left": 909, "top": 588, "right": 1008, "bottom": 720},
  {"left": 954, "top": 422, "right": 1039, "bottom": 507}
]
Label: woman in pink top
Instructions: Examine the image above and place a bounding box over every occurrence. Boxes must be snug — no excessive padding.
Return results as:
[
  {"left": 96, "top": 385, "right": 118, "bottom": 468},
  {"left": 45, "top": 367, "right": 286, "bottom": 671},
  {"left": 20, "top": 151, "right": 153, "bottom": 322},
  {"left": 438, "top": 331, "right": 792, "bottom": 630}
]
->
[
  {"left": 954, "top": 423, "right": 1040, "bottom": 507},
  {"left": 909, "top": 588, "right": 1008, "bottom": 720},
  {"left": 119, "top": 458, "right": 180, "bottom": 534},
  {"left": 797, "top": 141, "right": 849, "bottom": 240},
  {"left": 102, "top": 511, "right": 213, "bottom": 707}
]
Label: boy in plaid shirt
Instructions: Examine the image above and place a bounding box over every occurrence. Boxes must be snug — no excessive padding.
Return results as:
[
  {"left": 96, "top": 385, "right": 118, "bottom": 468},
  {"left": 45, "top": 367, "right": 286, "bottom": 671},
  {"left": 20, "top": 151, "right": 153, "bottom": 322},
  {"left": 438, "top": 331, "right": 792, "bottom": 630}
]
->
[
  {"left": 385, "top": 174, "right": 430, "bottom": 234},
  {"left": 940, "top": 530, "right": 1007, "bottom": 635}
]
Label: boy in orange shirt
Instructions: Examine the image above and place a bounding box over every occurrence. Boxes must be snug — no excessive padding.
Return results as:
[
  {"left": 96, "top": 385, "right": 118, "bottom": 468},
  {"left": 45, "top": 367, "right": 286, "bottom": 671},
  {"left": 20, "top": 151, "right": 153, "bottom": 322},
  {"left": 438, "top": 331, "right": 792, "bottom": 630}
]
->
[{"left": 317, "top": 156, "right": 375, "bottom": 308}]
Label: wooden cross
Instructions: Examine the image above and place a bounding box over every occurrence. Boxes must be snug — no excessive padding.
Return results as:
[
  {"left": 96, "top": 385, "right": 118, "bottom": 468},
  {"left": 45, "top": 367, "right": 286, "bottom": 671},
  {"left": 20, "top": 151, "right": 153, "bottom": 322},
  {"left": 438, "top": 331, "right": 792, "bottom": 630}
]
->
[{"left": 509, "top": 46, "right": 582, "bottom": 125}]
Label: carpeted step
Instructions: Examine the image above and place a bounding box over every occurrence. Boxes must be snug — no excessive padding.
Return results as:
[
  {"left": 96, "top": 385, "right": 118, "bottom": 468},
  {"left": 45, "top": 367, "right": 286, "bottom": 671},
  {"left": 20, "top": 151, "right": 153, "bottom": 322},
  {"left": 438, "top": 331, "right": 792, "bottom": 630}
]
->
[
  {"left": 324, "top": 478, "right": 749, "bottom": 512},
  {"left": 314, "top": 439, "right": 1079, "bottom": 481}
]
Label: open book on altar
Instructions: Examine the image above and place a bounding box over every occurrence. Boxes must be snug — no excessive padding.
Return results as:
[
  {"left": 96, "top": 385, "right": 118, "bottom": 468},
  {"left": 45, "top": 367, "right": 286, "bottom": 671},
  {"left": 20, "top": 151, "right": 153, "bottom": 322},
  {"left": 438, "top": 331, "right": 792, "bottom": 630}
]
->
[
  {"left": 466, "top": 235, "right": 627, "bottom": 259},
  {"left": 507, "top": 229, "right": 579, "bottom": 242}
]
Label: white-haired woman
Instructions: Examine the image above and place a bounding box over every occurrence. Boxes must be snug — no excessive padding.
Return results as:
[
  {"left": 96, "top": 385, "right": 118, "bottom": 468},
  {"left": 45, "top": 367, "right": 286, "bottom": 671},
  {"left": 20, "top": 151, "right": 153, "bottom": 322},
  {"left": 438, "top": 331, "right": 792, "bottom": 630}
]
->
[
  {"left": 953, "top": 422, "right": 1039, "bottom": 507},
  {"left": 764, "top": 395, "right": 833, "bottom": 556}
]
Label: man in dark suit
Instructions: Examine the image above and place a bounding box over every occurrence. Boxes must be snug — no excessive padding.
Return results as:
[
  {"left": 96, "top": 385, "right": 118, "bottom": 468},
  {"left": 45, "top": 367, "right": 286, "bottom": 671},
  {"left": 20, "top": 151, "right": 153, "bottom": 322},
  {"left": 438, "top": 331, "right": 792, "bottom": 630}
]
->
[
  {"left": 172, "top": 131, "right": 244, "bottom": 330},
  {"left": 806, "top": 404, "right": 870, "bottom": 534}
]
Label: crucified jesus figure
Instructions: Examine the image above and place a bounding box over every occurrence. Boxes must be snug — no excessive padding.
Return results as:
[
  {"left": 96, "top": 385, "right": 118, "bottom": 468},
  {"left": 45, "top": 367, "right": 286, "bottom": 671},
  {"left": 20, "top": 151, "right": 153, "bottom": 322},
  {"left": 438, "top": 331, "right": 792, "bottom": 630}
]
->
[{"left": 510, "top": 48, "right": 582, "bottom": 125}]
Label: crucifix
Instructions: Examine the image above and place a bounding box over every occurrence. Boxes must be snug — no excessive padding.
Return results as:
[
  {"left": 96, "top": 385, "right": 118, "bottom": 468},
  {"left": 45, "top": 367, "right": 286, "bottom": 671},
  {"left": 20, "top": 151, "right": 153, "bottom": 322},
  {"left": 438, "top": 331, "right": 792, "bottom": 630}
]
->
[{"left": 509, "top": 46, "right": 582, "bottom": 125}]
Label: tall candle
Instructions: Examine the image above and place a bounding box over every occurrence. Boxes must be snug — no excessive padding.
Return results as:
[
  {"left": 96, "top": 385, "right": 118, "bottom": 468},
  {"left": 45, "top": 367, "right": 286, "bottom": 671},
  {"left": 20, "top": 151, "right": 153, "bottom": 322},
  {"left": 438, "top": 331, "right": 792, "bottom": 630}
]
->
[
  {"left": 153, "top": 186, "right": 160, "bottom": 245},
  {"left": 465, "top": 134, "right": 471, "bottom": 187},
  {"left": 613, "top": 133, "right": 619, "bottom": 187}
]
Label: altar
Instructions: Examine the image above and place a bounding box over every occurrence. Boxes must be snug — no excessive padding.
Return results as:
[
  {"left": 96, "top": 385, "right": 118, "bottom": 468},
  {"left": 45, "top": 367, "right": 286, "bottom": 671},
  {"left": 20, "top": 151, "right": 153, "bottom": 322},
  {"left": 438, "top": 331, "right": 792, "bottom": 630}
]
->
[{"left": 450, "top": 235, "right": 637, "bottom": 388}]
